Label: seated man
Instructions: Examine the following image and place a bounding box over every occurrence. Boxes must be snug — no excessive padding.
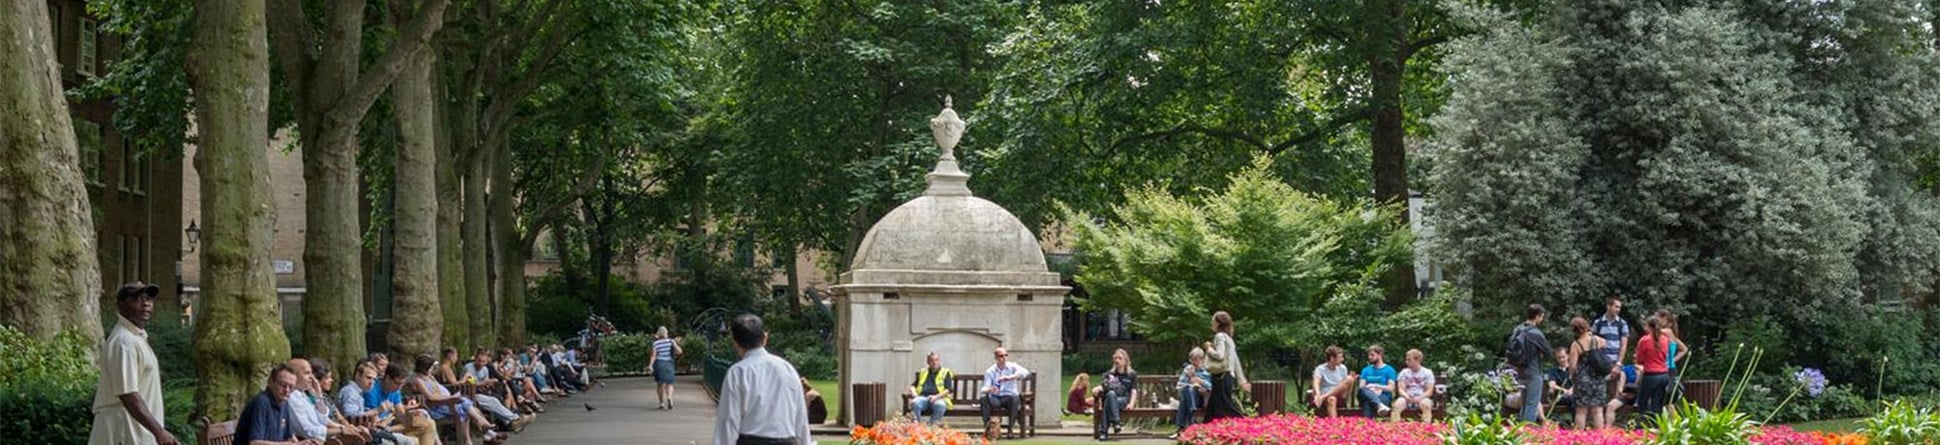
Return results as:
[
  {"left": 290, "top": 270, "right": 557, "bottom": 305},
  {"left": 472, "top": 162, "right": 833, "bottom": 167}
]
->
[
  {"left": 1357, "top": 346, "right": 1398, "bottom": 417},
  {"left": 907, "top": 351, "right": 954, "bottom": 425},
  {"left": 234, "top": 364, "right": 316, "bottom": 445},
  {"left": 463, "top": 350, "right": 515, "bottom": 406},
  {"left": 1170, "top": 347, "right": 1213, "bottom": 440},
  {"left": 979, "top": 347, "right": 1031, "bottom": 438},
  {"left": 342, "top": 362, "right": 431, "bottom": 445},
  {"left": 1545, "top": 346, "right": 1574, "bottom": 412},
  {"left": 360, "top": 363, "right": 440, "bottom": 445},
  {"left": 1309, "top": 346, "right": 1357, "bottom": 417},
  {"left": 1392, "top": 350, "right": 1437, "bottom": 422},
  {"left": 285, "top": 358, "right": 372, "bottom": 444}
]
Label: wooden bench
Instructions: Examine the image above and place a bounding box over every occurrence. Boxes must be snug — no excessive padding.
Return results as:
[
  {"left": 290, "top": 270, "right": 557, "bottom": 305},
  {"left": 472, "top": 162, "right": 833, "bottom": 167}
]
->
[
  {"left": 202, "top": 420, "right": 236, "bottom": 445},
  {"left": 1305, "top": 384, "right": 1450, "bottom": 421},
  {"left": 1091, "top": 375, "right": 1192, "bottom": 433},
  {"left": 899, "top": 374, "right": 1037, "bottom": 438}
]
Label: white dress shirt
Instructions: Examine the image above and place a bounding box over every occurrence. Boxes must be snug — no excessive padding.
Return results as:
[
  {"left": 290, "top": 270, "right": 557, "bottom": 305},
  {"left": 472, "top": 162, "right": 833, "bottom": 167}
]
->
[
  {"left": 712, "top": 348, "right": 810, "bottom": 445},
  {"left": 287, "top": 390, "right": 330, "bottom": 439}
]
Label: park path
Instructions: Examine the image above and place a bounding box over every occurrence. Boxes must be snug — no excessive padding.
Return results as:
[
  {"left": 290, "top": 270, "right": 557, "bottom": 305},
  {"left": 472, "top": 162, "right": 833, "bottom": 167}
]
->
[
  {"left": 508, "top": 375, "right": 719, "bottom": 445},
  {"left": 506, "top": 375, "right": 1173, "bottom": 444}
]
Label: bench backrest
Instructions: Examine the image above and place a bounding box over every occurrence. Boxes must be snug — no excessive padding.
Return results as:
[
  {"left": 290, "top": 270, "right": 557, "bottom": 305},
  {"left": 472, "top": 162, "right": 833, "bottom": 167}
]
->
[{"left": 202, "top": 420, "right": 237, "bottom": 445}]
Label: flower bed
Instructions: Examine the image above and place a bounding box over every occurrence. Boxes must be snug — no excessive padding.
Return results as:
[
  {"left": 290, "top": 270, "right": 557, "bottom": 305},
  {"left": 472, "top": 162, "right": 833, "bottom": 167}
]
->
[
  {"left": 850, "top": 420, "right": 986, "bottom": 445},
  {"left": 1176, "top": 414, "right": 1820, "bottom": 445}
]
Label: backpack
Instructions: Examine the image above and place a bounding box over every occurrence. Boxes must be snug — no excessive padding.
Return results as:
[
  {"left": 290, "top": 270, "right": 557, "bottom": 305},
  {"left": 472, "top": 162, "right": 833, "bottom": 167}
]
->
[{"left": 1504, "top": 327, "right": 1535, "bottom": 368}]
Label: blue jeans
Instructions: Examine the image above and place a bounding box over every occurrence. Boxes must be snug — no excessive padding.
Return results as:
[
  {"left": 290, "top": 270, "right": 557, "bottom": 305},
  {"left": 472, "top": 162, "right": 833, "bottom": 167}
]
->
[
  {"left": 1097, "top": 393, "right": 1129, "bottom": 434},
  {"left": 1175, "top": 388, "right": 1201, "bottom": 429},
  {"left": 1520, "top": 367, "right": 1545, "bottom": 423},
  {"left": 909, "top": 396, "right": 947, "bottom": 424},
  {"left": 1358, "top": 387, "right": 1392, "bottom": 417}
]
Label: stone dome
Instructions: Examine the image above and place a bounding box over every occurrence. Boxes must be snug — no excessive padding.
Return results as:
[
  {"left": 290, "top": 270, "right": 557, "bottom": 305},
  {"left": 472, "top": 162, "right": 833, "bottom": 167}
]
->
[
  {"left": 849, "top": 194, "right": 1048, "bottom": 272},
  {"left": 847, "top": 98, "right": 1048, "bottom": 274}
]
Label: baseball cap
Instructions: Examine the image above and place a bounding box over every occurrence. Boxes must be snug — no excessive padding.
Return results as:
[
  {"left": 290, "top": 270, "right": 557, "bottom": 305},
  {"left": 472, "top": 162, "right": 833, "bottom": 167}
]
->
[{"left": 116, "top": 282, "right": 161, "bottom": 301}]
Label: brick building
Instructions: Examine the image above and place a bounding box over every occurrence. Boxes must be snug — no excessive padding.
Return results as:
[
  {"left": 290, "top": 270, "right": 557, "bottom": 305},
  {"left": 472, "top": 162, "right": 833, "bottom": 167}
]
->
[{"left": 46, "top": 0, "right": 188, "bottom": 322}]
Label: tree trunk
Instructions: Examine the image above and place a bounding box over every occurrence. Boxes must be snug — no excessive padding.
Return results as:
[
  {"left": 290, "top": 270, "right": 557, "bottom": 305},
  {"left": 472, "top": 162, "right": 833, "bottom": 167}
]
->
[
  {"left": 387, "top": 23, "right": 441, "bottom": 359},
  {"left": 784, "top": 246, "right": 802, "bottom": 311},
  {"left": 0, "top": 1, "right": 103, "bottom": 342},
  {"left": 1369, "top": 0, "right": 1417, "bottom": 308},
  {"left": 463, "top": 144, "right": 495, "bottom": 348},
  {"left": 187, "top": 0, "right": 291, "bottom": 421},
  {"left": 490, "top": 140, "right": 524, "bottom": 346},
  {"left": 433, "top": 64, "right": 470, "bottom": 352},
  {"left": 300, "top": 124, "right": 367, "bottom": 370}
]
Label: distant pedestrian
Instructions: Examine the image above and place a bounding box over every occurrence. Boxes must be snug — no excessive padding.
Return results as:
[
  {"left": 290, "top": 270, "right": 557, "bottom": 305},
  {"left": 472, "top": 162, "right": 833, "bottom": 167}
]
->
[
  {"left": 1202, "top": 311, "right": 1250, "bottom": 421},
  {"left": 712, "top": 314, "right": 810, "bottom": 445},
  {"left": 650, "top": 326, "right": 684, "bottom": 410},
  {"left": 1635, "top": 316, "right": 1673, "bottom": 422},
  {"left": 89, "top": 282, "right": 181, "bottom": 445}
]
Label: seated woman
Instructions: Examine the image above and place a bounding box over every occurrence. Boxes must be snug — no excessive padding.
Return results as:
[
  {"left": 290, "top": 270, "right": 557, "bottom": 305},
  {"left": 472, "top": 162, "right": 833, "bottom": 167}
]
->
[
  {"left": 802, "top": 378, "right": 828, "bottom": 425},
  {"left": 1066, "top": 373, "right": 1094, "bottom": 415}
]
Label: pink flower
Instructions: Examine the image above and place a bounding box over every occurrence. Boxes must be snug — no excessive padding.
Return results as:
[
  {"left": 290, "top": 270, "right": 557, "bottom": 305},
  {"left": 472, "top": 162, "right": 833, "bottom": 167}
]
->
[{"left": 1176, "top": 415, "right": 1812, "bottom": 445}]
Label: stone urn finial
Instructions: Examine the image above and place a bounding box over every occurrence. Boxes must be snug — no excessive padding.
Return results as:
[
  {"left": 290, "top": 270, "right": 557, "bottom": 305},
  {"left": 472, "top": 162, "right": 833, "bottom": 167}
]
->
[{"left": 930, "top": 95, "right": 965, "bottom": 161}]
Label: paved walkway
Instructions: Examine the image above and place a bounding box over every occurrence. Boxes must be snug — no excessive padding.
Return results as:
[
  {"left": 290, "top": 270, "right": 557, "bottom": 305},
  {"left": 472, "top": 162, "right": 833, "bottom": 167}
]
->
[
  {"left": 507, "top": 376, "right": 1174, "bottom": 444},
  {"left": 509, "top": 376, "right": 717, "bottom": 444}
]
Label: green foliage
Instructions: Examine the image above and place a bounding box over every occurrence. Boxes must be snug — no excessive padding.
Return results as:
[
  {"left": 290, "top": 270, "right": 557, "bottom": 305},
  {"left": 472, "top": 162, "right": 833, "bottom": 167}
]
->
[
  {"left": 78, "top": 0, "right": 193, "bottom": 158},
  {"left": 1429, "top": 1, "right": 1884, "bottom": 339},
  {"left": 1739, "top": 377, "right": 1869, "bottom": 425},
  {"left": 1859, "top": 400, "right": 1940, "bottom": 445},
  {"left": 1069, "top": 158, "right": 1412, "bottom": 353},
  {"left": 1438, "top": 413, "right": 1528, "bottom": 445},
  {"left": 0, "top": 326, "right": 99, "bottom": 445},
  {"left": 707, "top": 0, "right": 1025, "bottom": 264},
  {"left": 603, "top": 333, "right": 653, "bottom": 376},
  {"left": 1793, "top": 307, "right": 1940, "bottom": 397},
  {"left": 148, "top": 320, "right": 196, "bottom": 385},
  {"left": 1647, "top": 402, "right": 1760, "bottom": 445}
]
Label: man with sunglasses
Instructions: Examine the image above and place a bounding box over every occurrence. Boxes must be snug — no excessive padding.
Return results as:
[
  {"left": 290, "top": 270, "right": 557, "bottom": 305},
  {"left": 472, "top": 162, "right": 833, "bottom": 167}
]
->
[{"left": 980, "top": 347, "right": 1032, "bottom": 438}]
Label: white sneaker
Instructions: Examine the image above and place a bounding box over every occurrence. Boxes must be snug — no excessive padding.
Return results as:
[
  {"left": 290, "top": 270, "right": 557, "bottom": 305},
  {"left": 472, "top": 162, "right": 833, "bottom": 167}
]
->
[{"left": 1377, "top": 404, "right": 1392, "bottom": 415}]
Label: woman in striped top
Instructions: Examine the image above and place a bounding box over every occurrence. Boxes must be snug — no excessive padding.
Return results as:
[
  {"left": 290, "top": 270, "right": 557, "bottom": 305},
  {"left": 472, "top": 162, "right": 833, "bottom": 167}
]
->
[{"left": 650, "top": 326, "right": 684, "bottom": 410}]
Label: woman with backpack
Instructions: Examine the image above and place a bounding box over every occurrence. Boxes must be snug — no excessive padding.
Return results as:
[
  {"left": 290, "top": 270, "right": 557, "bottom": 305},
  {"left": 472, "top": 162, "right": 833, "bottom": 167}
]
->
[
  {"left": 1567, "top": 317, "right": 1613, "bottom": 429},
  {"left": 1635, "top": 316, "right": 1673, "bottom": 423}
]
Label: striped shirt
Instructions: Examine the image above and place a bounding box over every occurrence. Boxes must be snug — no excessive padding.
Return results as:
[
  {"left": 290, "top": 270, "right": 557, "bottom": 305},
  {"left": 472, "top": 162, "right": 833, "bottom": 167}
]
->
[{"left": 654, "top": 338, "right": 677, "bottom": 361}]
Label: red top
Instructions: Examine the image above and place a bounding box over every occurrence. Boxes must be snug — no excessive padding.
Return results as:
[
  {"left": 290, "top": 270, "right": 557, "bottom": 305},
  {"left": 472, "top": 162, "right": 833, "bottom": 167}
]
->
[
  {"left": 1067, "top": 386, "right": 1092, "bottom": 413},
  {"left": 1636, "top": 334, "right": 1669, "bottom": 374}
]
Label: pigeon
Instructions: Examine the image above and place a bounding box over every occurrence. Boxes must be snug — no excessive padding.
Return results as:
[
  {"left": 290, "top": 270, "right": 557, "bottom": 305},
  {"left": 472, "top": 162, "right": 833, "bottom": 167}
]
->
[{"left": 584, "top": 403, "right": 596, "bottom": 412}]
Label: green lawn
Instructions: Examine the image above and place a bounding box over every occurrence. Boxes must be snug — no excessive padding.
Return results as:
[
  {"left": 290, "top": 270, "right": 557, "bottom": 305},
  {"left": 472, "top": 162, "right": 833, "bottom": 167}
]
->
[{"left": 1784, "top": 418, "right": 1863, "bottom": 434}]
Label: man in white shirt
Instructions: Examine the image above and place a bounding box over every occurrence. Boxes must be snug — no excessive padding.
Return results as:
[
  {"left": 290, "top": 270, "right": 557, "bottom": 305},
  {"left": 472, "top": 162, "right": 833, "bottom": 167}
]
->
[
  {"left": 89, "top": 282, "right": 180, "bottom": 445},
  {"left": 1392, "top": 349, "right": 1438, "bottom": 422},
  {"left": 980, "top": 347, "right": 1031, "bottom": 438},
  {"left": 1308, "top": 345, "right": 1357, "bottom": 417},
  {"left": 287, "top": 358, "right": 373, "bottom": 443},
  {"left": 713, "top": 314, "right": 810, "bottom": 445}
]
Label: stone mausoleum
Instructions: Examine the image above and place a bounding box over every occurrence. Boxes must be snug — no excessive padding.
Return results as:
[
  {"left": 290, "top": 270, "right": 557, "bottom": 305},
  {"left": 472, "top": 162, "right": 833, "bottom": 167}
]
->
[{"left": 831, "top": 100, "right": 1071, "bottom": 428}]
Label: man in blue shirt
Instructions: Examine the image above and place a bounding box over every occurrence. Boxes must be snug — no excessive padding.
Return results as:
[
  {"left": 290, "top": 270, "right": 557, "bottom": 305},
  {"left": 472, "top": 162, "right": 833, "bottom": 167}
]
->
[
  {"left": 1357, "top": 345, "right": 1399, "bottom": 417},
  {"left": 1592, "top": 297, "right": 1631, "bottom": 420},
  {"left": 234, "top": 365, "right": 314, "bottom": 445}
]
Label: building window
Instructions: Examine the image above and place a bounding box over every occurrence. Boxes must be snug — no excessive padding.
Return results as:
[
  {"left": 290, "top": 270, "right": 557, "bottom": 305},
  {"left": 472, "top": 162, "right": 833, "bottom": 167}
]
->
[
  {"left": 121, "top": 139, "right": 145, "bottom": 195},
  {"left": 77, "top": 17, "right": 98, "bottom": 77},
  {"left": 75, "top": 117, "right": 103, "bottom": 187}
]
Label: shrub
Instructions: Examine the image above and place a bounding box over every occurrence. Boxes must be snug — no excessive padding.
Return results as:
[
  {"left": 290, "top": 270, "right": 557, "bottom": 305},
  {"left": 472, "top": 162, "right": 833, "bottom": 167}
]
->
[
  {"left": 147, "top": 320, "right": 197, "bottom": 384},
  {"left": 1858, "top": 400, "right": 1940, "bottom": 445},
  {"left": 0, "top": 326, "right": 100, "bottom": 445},
  {"left": 602, "top": 333, "right": 653, "bottom": 376}
]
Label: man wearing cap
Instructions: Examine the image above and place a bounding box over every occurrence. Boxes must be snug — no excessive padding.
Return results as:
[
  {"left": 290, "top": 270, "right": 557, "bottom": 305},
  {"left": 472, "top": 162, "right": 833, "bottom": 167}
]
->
[{"left": 89, "top": 282, "right": 180, "bottom": 445}]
